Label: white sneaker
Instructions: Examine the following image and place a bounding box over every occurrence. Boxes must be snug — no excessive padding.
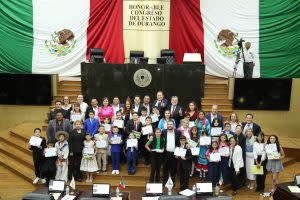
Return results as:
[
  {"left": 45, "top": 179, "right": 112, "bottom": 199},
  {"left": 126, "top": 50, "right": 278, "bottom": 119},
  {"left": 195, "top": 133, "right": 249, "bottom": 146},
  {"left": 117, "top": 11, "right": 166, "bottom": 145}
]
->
[
  {"left": 41, "top": 178, "right": 46, "bottom": 184},
  {"left": 33, "top": 177, "right": 40, "bottom": 184},
  {"left": 112, "top": 170, "right": 116, "bottom": 175},
  {"left": 116, "top": 170, "right": 119, "bottom": 175}
]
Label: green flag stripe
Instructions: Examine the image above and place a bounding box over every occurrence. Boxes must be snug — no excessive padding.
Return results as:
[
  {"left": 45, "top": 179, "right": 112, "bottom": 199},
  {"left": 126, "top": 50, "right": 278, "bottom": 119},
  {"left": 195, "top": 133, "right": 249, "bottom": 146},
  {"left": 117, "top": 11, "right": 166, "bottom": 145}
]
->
[
  {"left": 0, "top": 0, "right": 33, "bottom": 73},
  {"left": 259, "top": 0, "right": 300, "bottom": 78}
]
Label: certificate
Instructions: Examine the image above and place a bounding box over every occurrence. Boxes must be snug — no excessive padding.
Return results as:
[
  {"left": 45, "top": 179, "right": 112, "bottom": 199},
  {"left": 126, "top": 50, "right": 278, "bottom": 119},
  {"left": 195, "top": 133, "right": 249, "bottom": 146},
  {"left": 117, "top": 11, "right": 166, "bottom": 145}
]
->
[
  {"left": 127, "top": 139, "right": 138, "bottom": 147},
  {"left": 210, "top": 152, "right": 221, "bottom": 162},
  {"left": 188, "top": 139, "right": 198, "bottom": 148},
  {"left": 95, "top": 140, "right": 107, "bottom": 148},
  {"left": 151, "top": 114, "right": 159, "bottom": 123},
  {"left": 83, "top": 147, "right": 94, "bottom": 154},
  {"left": 251, "top": 165, "right": 264, "bottom": 175},
  {"left": 44, "top": 147, "right": 57, "bottom": 157},
  {"left": 265, "top": 144, "right": 277, "bottom": 153},
  {"left": 199, "top": 136, "right": 211, "bottom": 146},
  {"left": 111, "top": 136, "right": 121, "bottom": 144},
  {"left": 174, "top": 147, "right": 187, "bottom": 157},
  {"left": 104, "top": 124, "right": 111, "bottom": 132},
  {"left": 218, "top": 146, "right": 229, "bottom": 156},
  {"left": 139, "top": 116, "right": 146, "bottom": 125},
  {"left": 142, "top": 126, "right": 153, "bottom": 135},
  {"left": 113, "top": 120, "right": 124, "bottom": 128},
  {"left": 211, "top": 127, "right": 222, "bottom": 136},
  {"left": 189, "top": 121, "right": 195, "bottom": 128},
  {"left": 29, "top": 136, "right": 43, "bottom": 147},
  {"left": 191, "top": 147, "right": 200, "bottom": 156},
  {"left": 132, "top": 131, "right": 142, "bottom": 139},
  {"left": 267, "top": 152, "right": 281, "bottom": 160}
]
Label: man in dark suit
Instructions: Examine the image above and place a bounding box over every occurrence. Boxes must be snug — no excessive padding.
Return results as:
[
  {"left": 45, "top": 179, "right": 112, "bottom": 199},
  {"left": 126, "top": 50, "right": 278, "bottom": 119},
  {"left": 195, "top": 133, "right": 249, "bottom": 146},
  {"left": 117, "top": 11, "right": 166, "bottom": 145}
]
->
[
  {"left": 241, "top": 113, "right": 261, "bottom": 136},
  {"left": 49, "top": 100, "right": 69, "bottom": 120},
  {"left": 46, "top": 111, "right": 72, "bottom": 142},
  {"left": 132, "top": 95, "right": 142, "bottom": 114},
  {"left": 205, "top": 104, "right": 224, "bottom": 128},
  {"left": 233, "top": 124, "right": 246, "bottom": 186},
  {"left": 125, "top": 112, "right": 143, "bottom": 158},
  {"left": 153, "top": 91, "right": 168, "bottom": 116},
  {"left": 161, "top": 120, "right": 181, "bottom": 185},
  {"left": 111, "top": 96, "right": 124, "bottom": 119},
  {"left": 85, "top": 98, "right": 99, "bottom": 120},
  {"left": 138, "top": 95, "right": 152, "bottom": 116},
  {"left": 167, "top": 96, "right": 183, "bottom": 128}
]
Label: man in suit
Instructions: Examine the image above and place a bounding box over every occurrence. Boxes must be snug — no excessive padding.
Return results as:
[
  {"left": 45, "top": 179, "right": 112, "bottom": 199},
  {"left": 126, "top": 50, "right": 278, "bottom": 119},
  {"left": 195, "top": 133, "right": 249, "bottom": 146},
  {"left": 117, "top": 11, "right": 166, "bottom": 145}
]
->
[
  {"left": 132, "top": 95, "right": 142, "bottom": 113},
  {"left": 161, "top": 120, "right": 181, "bottom": 185},
  {"left": 138, "top": 95, "right": 152, "bottom": 116},
  {"left": 205, "top": 104, "right": 224, "bottom": 128},
  {"left": 111, "top": 96, "right": 124, "bottom": 120},
  {"left": 85, "top": 98, "right": 99, "bottom": 120},
  {"left": 153, "top": 91, "right": 168, "bottom": 116},
  {"left": 241, "top": 113, "right": 261, "bottom": 136},
  {"left": 46, "top": 111, "right": 72, "bottom": 142},
  {"left": 167, "top": 96, "right": 183, "bottom": 128},
  {"left": 49, "top": 100, "right": 69, "bottom": 120}
]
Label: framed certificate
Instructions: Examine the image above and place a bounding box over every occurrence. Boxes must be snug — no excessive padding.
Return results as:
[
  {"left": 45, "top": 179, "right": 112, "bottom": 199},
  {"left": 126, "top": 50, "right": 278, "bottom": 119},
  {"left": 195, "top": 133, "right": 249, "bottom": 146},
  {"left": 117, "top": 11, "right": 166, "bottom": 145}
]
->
[
  {"left": 111, "top": 136, "right": 121, "bottom": 144},
  {"left": 188, "top": 139, "right": 198, "bottom": 148},
  {"left": 174, "top": 147, "right": 187, "bottom": 157},
  {"left": 29, "top": 136, "right": 42, "bottom": 147},
  {"left": 104, "top": 124, "right": 111, "bottom": 132}
]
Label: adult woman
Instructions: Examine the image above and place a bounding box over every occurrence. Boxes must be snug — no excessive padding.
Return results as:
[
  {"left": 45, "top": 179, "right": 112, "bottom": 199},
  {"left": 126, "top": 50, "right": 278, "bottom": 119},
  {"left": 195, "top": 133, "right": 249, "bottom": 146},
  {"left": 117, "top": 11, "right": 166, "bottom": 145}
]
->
[
  {"left": 195, "top": 110, "right": 211, "bottom": 136},
  {"left": 228, "top": 113, "right": 240, "bottom": 133},
  {"left": 98, "top": 97, "right": 114, "bottom": 123},
  {"left": 122, "top": 98, "right": 133, "bottom": 126},
  {"left": 62, "top": 96, "right": 72, "bottom": 111},
  {"left": 245, "top": 128, "right": 256, "bottom": 190},
  {"left": 177, "top": 119, "right": 192, "bottom": 140},
  {"left": 229, "top": 137, "right": 244, "bottom": 196},
  {"left": 70, "top": 103, "right": 85, "bottom": 128},
  {"left": 185, "top": 101, "right": 199, "bottom": 122},
  {"left": 157, "top": 109, "right": 175, "bottom": 131}
]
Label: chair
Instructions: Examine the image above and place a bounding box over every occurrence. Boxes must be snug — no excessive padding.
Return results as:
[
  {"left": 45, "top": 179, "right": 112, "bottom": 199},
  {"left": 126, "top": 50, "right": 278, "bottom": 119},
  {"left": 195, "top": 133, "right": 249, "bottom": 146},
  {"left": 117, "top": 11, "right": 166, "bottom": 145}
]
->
[
  {"left": 161, "top": 49, "right": 175, "bottom": 64},
  {"left": 90, "top": 48, "right": 104, "bottom": 63},
  {"left": 130, "top": 51, "right": 144, "bottom": 64}
]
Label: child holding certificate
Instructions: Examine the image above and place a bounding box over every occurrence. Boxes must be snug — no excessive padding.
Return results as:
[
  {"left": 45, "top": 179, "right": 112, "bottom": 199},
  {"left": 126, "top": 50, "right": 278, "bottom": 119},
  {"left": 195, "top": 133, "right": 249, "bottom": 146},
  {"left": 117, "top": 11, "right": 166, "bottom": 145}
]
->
[
  {"left": 42, "top": 141, "right": 57, "bottom": 186},
  {"left": 55, "top": 131, "right": 69, "bottom": 182},
  {"left": 196, "top": 130, "right": 210, "bottom": 178},
  {"left": 176, "top": 136, "right": 192, "bottom": 190},
  {"left": 29, "top": 128, "right": 47, "bottom": 184},
  {"left": 206, "top": 141, "right": 221, "bottom": 188},
  {"left": 80, "top": 133, "right": 98, "bottom": 182},
  {"left": 218, "top": 134, "right": 230, "bottom": 186},
  {"left": 266, "top": 135, "right": 285, "bottom": 193},
  {"left": 84, "top": 111, "right": 99, "bottom": 137},
  {"left": 190, "top": 126, "right": 199, "bottom": 177},
  {"left": 109, "top": 126, "right": 123, "bottom": 175},
  {"left": 94, "top": 126, "right": 109, "bottom": 173},
  {"left": 126, "top": 133, "right": 138, "bottom": 175},
  {"left": 141, "top": 116, "right": 154, "bottom": 165},
  {"left": 150, "top": 106, "right": 160, "bottom": 129}
]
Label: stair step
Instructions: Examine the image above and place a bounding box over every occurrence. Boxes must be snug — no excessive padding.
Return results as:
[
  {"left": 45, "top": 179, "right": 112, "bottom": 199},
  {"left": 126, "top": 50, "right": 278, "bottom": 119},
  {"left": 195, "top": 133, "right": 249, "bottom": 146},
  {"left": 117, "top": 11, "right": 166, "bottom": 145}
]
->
[
  {"left": 59, "top": 85, "right": 81, "bottom": 91},
  {"left": 10, "top": 130, "right": 29, "bottom": 143},
  {"left": 204, "top": 94, "right": 228, "bottom": 98},
  {"left": 205, "top": 80, "right": 228, "bottom": 85},
  {"left": 201, "top": 98, "right": 232, "bottom": 104},
  {"left": 204, "top": 85, "right": 228, "bottom": 89},
  {"left": 282, "top": 157, "right": 297, "bottom": 167},
  {"left": 0, "top": 135, "right": 31, "bottom": 155},
  {"left": 59, "top": 80, "right": 81, "bottom": 86},
  {"left": 58, "top": 90, "right": 81, "bottom": 96},
  {"left": 204, "top": 88, "right": 228, "bottom": 93},
  {"left": 205, "top": 90, "right": 228, "bottom": 95},
  {"left": 201, "top": 104, "right": 232, "bottom": 110}
]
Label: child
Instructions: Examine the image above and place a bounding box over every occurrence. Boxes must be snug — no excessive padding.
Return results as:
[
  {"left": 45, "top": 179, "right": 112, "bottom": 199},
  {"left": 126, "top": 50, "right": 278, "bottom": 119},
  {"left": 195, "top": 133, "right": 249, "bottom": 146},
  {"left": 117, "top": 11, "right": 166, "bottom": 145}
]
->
[
  {"left": 102, "top": 116, "right": 112, "bottom": 134},
  {"left": 196, "top": 130, "right": 210, "bottom": 178},
  {"left": 126, "top": 133, "right": 138, "bottom": 175},
  {"left": 141, "top": 116, "right": 154, "bottom": 165},
  {"left": 29, "top": 128, "right": 47, "bottom": 184},
  {"left": 139, "top": 107, "right": 148, "bottom": 125},
  {"left": 253, "top": 132, "right": 267, "bottom": 193},
  {"left": 42, "top": 141, "right": 57, "bottom": 186},
  {"left": 176, "top": 135, "right": 192, "bottom": 190},
  {"left": 84, "top": 111, "right": 99, "bottom": 137},
  {"left": 109, "top": 126, "right": 123, "bottom": 175},
  {"left": 94, "top": 126, "right": 109, "bottom": 173},
  {"left": 218, "top": 134, "right": 230, "bottom": 186},
  {"left": 145, "top": 128, "right": 165, "bottom": 183},
  {"left": 150, "top": 106, "right": 160, "bottom": 129},
  {"left": 113, "top": 111, "right": 126, "bottom": 163},
  {"left": 80, "top": 132, "right": 98, "bottom": 182},
  {"left": 266, "top": 135, "right": 285, "bottom": 193},
  {"left": 190, "top": 126, "right": 199, "bottom": 177},
  {"left": 55, "top": 131, "right": 69, "bottom": 182},
  {"left": 222, "top": 122, "right": 234, "bottom": 137},
  {"left": 206, "top": 141, "right": 221, "bottom": 188}
]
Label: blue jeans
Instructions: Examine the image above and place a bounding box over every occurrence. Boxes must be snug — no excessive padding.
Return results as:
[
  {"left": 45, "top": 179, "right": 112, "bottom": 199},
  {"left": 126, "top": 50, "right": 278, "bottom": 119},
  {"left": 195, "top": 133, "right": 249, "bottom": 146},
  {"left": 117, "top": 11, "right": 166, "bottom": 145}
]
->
[
  {"left": 112, "top": 152, "right": 121, "bottom": 170},
  {"left": 127, "top": 150, "right": 137, "bottom": 173}
]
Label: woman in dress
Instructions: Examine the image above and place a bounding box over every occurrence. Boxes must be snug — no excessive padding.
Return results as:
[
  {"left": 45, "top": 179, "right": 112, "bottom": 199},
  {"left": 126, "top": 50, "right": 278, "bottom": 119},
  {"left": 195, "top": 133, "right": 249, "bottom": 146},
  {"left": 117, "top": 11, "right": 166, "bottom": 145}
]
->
[
  {"left": 98, "top": 97, "right": 114, "bottom": 123},
  {"left": 185, "top": 101, "right": 199, "bottom": 122},
  {"left": 245, "top": 128, "right": 256, "bottom": 190},
  {"left": 121, "top": 98, "right": 133, "bottom": 127}
]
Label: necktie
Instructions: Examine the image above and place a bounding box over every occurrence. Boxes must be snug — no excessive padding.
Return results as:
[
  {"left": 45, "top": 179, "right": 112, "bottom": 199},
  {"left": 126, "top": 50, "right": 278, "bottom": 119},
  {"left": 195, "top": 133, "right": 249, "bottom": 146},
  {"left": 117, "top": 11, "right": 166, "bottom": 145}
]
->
[
  {"left": 171, "top": 106, "right": 175, "bottom": 116},
  {"left": 134, "top": 122, "right": 137, "bottom": 131}
]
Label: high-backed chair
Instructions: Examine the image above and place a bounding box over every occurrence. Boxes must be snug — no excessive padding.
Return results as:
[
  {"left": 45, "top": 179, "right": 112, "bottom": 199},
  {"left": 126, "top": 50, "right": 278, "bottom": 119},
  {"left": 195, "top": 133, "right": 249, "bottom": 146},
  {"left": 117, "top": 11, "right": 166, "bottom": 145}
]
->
[
  {"left": 90, "top": 48, "right": 104, "bottom": 63},
  {"left": 130, "top": 51, "right": 144, "bottom": 64},
  {"left": 161, "top": 49, "right": 175, "bottom": 64}
]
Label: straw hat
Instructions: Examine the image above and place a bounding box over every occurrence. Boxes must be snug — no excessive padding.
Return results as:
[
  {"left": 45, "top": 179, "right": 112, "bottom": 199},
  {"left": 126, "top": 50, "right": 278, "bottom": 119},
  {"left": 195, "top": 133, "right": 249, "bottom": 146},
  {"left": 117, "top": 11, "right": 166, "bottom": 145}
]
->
[{"left": 55, "top": 131, "right": 69, "bottom": 140}]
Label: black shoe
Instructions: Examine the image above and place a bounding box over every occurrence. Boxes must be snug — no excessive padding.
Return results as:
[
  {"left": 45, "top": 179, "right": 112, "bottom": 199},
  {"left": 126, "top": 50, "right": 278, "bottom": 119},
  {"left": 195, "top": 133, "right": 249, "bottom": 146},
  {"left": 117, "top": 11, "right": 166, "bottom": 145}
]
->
[{"left": 232, "top": 191, "right": 237, "bottom": 196}]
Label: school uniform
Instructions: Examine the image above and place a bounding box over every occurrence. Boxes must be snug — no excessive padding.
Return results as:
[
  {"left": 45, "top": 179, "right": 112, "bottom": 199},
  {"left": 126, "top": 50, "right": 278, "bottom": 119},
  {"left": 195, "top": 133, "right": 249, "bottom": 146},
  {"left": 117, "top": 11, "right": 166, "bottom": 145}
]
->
[
  {"left": 55, "top": 140, "right": 69, "bottom": 182},
  {"left": 84, "top": 118, "right": 99, "bottom": 137},
  {"left": 29, "top": 136, "right": 47, "bottom": 178},
  {"left": 110, "top": 134, "right": 123, "bottom": 170},
  {"left": 178, "top": 143, "right": 192, "bottom": 190},
  {"left": 229, "top": 145, "right": 244, "bottom": 191},
  {"left": 253, "top": 142, "right": 267, "bottom": 192},
  {"left": 42, "top": 150, "right": 57, "bottom": 186},
  {"left": 207, "top": 149, "right": 221, "bottom": 188},
  {"left": 126, "top": 141, "right": 138, "bottom": 174}
]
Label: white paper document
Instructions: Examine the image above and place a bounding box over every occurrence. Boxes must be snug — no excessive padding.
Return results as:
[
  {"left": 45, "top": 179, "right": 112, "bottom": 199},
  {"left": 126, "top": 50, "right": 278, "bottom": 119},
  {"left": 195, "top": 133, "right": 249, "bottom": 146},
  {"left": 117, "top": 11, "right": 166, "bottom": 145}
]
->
[
  {"left": 189, "top": 121, "right": 195, "bottom": 128},
  {"left": 265, "top": 144, "right": 277, "bottom": 153},
  {"left": 174, "top": 147, "right": 187, "bottom": 157},
  {"left": 200, "top": 136, "right": 211, "bottom": 146},
  {"left": 61, "top": 195, "right": 76, "bottom": 200},
  {"left": 29, "top": 136, "right": 43, "bottom": 147},
  {"left": 188, "top": 139, "right": 198, "bottom": 148},
  {"left": 104, "top": 124, "right": 111, "bottom": 132},
  {"left": 211, "top": 127, "right": 222, "bottom": 136},
  {"left": 151, "top": 114, "right": 159, "bottom": 123},
  {"left": 191, "top": 147, "right": 200, "bottom": 156},
  {"left": 113, "top": 120, "right": 124, "bottom": 128},
  {"left": 288, "top": 186, "right": 300, "bottom": 193},
  {"left": 210, "top": 152, "right": 221, "bottom": 162},
  {"left": 127, "top": 139, "right": 138, "bottom": 147},
  {"left": 96, "top": 140, "right": 107, "bottom": 148},
  {"left": 142, "top": 126, "right": 153, "bottom": 135},
  {"left": 179, "top": 189, "right": 195, "bottom": 196},
  {"left": 218, "top": 146, "right": 230, "bottom": 156},
  {"left": 139, "top": 116, "right": 146, "bottom": 125},
  {"left": 83, "top": 147, "right": 94, "bottom": 154},
  {"left": 45, "top": 147, "right": 57, "bottom": 157},
  {"left": 111, "top": 136, "right": 121, "bottom": 144}
]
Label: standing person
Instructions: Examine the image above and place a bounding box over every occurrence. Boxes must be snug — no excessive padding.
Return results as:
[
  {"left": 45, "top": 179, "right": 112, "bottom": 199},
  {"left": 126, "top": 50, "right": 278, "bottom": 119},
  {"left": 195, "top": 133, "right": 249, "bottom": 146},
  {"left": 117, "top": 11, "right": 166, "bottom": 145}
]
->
[
  {"left": 150, "top": 106, "right": 160, "bottom": 129},
  {"left": 145, "top": 128, "right": 165, "bottom": 183},
  {"left": 233, "top": 125, "right": 246, "bottom": 186},
  {"left": 76, "top": 94, "right": 89, "bottom": 115},
  {"left": 185, "top": 101, "right": 199, "bottom": 122},
  {"left": 94, "top": 126, "right": 109, "bottom": 173},
  {"left": 158, "top": 109, "right": 176, "bottom": 131},
  {"left": 126, "top": 133, "right": 138, "bottom": 175},
  {"left": 245, "top": 128, "right": 256, "bottom": 190},
  {"left": 218, "top": 134, "right": 230, "bottom": 186},
  {"left": 141, "top": 116, "right": 154, "bottom": 165},
  {"left": 239, "top": 42, "right": 255, "bottom": 78},
  {"left": 206, "top": 141, "right": 221, "bottom": 188},
  {"left": 176, "top": 136, "right": 192, "bottom": 190},
  {"left": 84, "top": 111, "right": 99, "bottom": 137},
  {"left": 42, "top": 141, "right": 57, "bottom": 186},
  {"left": 62, "top": 96, "right": 72, "bottom": 119},
  {"left": 139, "top": 107, "right": 149, "bottom": 126},
  {"left": 139, "top": 95, "right": 152, "bottom": 116},
  {"left": 98, "top": 97, "right": 114, "bottom": 123},
  {"left": 85, "top": 98, "right": 99, "bottom": 120},
  {"left": 241, "top": 113, "right": 261, "bottom": 136},
  {"left": 125, "top": 112, "right": 142, "bottom": 138},
  {"left": 109, "top": 126, "right": 123, "bottom": 175},
  {"left": 177, "top": 119, "right": 192, "bottom": 140},
  {"left": 80, "top": 133, "right": 98, "bottom": 182},
  {"left": 228, "top": 113, "right": 240, "bottom": 133},
  {"left": 49, "top": 100, "right": 69, "bottom": 120},
  {"left": 111, "top": 96, "right": 123, "bottom": 120},
  {"left": 29, "top": 128, "right": 47, "bottom": 184},
  {"left": 228, "top": 137, "right": 244, "bottom": 196},
  {"left": 133, "top": 95, "right": 142, "bottom": 113},
  {"left": 253, "top": 132, "right": 267, "bottom": 193},
  {"left": 195, "top": 110, "right": 211, "bottom": 136},
  {"left": 167, "top": 96, "right": 183, "bottom": 128},
  {"left": 70, "top": 103, "right": 85, "bottom": 128},
  {"left": 122, "top": 99, "right": 133, "bottom": 126},
  {"left": 153, "top": 91, "right": 168, "bottom": 116},
  {"left": 266, "top": 135, "right": 285, "bottom": 193},
  {"left": 55, "top": 131, "right": 69, "bottom": 182},
  {"left": 205, "top": 105, "right": 224, "bottom": 129},
  {"left": 46, "top": 111, "right": 72, "bottom": 142},
  {"left": 196, "top": 130, "right": 210, "bottom": 178},
  {"left": 190, "top": 126, "right": 199, "bottom": 177},
  {"left": 222, "top": 122, "right": 235, "bottom": 137},
  {"left": 68, "top": 121, "right": 85, "bottom": 181},
  {"left": 162, "top": 120, "right": 181, "bottom": 185}
]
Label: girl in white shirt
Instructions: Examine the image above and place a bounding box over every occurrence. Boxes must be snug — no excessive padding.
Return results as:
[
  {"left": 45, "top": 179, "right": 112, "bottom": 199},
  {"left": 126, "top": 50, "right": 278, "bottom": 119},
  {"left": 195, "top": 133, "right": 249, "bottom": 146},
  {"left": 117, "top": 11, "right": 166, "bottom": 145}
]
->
[{"left": 70, "top": 103, "right": 85, "bottom": 128}]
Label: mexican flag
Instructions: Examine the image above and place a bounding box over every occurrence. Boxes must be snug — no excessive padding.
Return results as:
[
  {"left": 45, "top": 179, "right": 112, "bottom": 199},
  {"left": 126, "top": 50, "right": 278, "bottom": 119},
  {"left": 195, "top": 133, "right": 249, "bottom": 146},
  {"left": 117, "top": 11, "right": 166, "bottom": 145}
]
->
[{"left": 118, "top": 176, "right": 125, "bottom": 190}]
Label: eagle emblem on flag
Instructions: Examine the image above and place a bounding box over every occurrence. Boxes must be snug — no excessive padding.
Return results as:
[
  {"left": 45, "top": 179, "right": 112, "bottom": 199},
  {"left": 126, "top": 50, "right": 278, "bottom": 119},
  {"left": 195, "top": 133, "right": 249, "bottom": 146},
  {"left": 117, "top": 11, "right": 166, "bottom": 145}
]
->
[{"left": 214, "top": 29, "right": 239, "bottom": 59}]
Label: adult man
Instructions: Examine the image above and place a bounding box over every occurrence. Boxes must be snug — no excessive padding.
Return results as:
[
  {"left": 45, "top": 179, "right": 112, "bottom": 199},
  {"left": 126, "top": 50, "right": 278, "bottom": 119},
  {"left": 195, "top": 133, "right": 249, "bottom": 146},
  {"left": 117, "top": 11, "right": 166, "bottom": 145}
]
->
[
  {"left": 49, "top": 100, "right": 69, "bottom": 120},
  {"left": 167, "top": 96, "right": 183, "bottom": 128},
  {"left": 138, "top": 95, "right": 152, "bottom": 116},
  {"left": 161, "top": 120, "right": 181, "bottom": 185},
  {"left": 46, "top": 111, "right": 72, "bottom": 142},
  {"left": 205, "top": 104, "right": 224, "bottom": 128},
  {"left": 125, "top": 112, "right": 142, "bottom": 137},
  {"left": 85, "top": 98, "right": 99, "bottom": 120},
  {"left": 153, "top": 91, "right": 168, "bottom": 116},
  {"left": 241, "top": 113, "right": 261, "bottom": 136},
  {"left": 132, "top": 95, "right": 141, "bottom": 113},
  {"left": 111, "top": 96, "right": 123, "bottom": 119},
  {"left": 240, "top": 42, "right": 255, "bottom": 78},
  {"left": 76, "top": 94, "right": 88, "bottom": 115}
]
